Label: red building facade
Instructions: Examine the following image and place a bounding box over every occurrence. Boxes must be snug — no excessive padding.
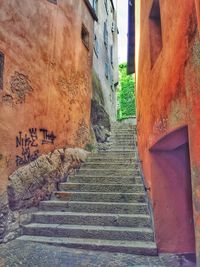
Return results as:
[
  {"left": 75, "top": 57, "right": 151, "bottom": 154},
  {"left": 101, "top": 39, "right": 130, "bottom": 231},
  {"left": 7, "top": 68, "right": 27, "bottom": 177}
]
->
[{"left": 131, "top": 0, "right": 200, "bottom": 263}]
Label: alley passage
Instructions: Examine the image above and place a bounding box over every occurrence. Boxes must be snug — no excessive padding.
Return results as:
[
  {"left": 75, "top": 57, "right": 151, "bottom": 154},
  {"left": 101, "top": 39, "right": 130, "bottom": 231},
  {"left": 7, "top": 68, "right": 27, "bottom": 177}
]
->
[{"left": 17, "top": 122, "right": 157, "bottom": 255}]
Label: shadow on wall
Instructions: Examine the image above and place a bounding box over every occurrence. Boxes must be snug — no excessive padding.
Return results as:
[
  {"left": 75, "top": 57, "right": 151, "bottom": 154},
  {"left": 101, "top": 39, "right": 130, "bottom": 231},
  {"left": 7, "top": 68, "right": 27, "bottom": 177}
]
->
[
  {"left": 150, "top": 126, "right": 196, "bottom": 254},
  {"left": 91, "top": 71, "right": 111, "bottom": 144}
]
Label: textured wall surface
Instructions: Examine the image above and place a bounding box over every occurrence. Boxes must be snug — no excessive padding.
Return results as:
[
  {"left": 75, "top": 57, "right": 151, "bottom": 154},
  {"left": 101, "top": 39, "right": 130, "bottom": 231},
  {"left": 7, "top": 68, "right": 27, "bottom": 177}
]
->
[
  {"left": 93, "top": 0, "right": 118, "bottom": 121},
  {"left": 135, "top": 0, "right": 200, "bottom": 260},
  {"left": 0, "top": 0, "right": 93, "bottom": 195},
  {"left": 0, "top": 147, "right": 89, "bottom": 243}
]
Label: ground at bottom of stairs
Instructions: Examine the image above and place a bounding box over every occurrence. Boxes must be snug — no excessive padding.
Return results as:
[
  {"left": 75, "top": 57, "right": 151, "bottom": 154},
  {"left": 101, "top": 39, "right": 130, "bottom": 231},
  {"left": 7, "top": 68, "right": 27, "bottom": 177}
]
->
[{"left": 0, "top": 239, "right": 196, "bottom": 267}]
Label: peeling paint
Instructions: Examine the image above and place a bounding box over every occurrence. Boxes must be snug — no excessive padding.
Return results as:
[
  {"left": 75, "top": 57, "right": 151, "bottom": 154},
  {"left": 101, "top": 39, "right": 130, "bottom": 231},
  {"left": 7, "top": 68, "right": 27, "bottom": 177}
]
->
[{"left": 10, "top": 72, "right": 33, "bottom": 104}]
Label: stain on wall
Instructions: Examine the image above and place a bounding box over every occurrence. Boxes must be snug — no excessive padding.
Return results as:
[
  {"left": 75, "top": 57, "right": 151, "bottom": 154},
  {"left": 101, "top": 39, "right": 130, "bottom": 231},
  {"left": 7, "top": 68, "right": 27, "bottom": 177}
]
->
[{"left": 10, "top": 72, "right": 33, "bottom": 104}]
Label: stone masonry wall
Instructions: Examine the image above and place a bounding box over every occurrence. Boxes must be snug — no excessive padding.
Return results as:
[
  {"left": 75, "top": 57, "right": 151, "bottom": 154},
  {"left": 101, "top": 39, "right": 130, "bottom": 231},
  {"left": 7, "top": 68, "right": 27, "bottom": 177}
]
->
[{"left": 0, "top": 148, "right": 89, "bottom": 243}]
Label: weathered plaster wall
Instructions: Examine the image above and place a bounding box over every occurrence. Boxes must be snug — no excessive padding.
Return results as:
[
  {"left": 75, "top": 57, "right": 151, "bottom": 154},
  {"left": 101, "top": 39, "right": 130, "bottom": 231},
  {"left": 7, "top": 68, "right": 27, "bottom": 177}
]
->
[
  {"left": 93, "top": 0, "right": 118, "bottom": 121},
  {"left": 0, "top": 0, "right": 93, "bottom": 195},
  {"left": 136, "top": 0, "right": 200, "bottom": 259}
]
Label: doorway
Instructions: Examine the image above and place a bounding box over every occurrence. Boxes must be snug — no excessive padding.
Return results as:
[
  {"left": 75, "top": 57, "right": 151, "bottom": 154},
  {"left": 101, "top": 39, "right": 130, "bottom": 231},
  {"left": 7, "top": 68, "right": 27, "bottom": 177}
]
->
[{"left": 150, "top": 126, "right": 195, "bottom": 253}]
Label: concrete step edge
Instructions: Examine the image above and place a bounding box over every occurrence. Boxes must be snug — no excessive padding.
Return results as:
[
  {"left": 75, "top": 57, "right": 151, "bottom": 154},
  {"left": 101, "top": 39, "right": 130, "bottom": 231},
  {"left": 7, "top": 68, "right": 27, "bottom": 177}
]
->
[
  {"left": 59, "top": 183, "right": 143, "bottom": 186},
  {"left": 41, "top": 200, "right": 147, "bottom": 206},
  {"left": 76, "top": 169, "right": 139, "bottom": 171},
  {"left": 81, "top": 163, "right": 138, "bottom": 165},
  {"left": 32, "top": 211, "right": 150, "bottom": 218},
  {"left": 17, "top": 236, "right": 157, "bottom": 255},
  {"left": 23, "top": 223, "right": 153, "bottom": 233},
  {"left": 71, "top": 175, "right": 141, "bottom": 178},
  {"left": 54, "top": 191, "right": 145, "bottom": 196}
]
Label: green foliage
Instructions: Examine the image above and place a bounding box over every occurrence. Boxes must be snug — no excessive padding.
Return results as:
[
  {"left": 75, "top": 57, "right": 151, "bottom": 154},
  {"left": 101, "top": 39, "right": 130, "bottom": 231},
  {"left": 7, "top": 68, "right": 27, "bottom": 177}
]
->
[{"left": 117, "top": 63, "right": 136, "bottom": 120}]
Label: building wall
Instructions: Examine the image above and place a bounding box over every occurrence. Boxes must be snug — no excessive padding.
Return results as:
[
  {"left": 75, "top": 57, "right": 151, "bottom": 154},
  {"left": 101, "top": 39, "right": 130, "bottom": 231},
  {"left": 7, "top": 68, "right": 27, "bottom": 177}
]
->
[
  {"left": 0, "top": 0, "right": 94, "bottom": 195},
  {"left": 135, "top": 0, "right": 200, "bottom": 260},
  {"left": 93, "top": 0, "right": 118, "bottom": 121}
]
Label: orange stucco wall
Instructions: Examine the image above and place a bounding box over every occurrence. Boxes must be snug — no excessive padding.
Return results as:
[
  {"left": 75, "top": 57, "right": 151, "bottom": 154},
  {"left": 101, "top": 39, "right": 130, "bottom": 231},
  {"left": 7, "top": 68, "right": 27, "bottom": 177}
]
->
[
  {"left": 0, "top": 1, "right": 93, "bottom": 194},
  {"left": 136, "top": 0, "right": 200, "bottom": 260}
]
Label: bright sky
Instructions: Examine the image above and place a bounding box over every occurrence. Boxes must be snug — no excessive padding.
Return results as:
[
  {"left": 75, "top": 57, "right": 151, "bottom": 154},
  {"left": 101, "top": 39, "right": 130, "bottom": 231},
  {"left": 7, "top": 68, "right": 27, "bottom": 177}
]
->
[{"left": 117, "top": 0, "right": 128, "bottom": 64}]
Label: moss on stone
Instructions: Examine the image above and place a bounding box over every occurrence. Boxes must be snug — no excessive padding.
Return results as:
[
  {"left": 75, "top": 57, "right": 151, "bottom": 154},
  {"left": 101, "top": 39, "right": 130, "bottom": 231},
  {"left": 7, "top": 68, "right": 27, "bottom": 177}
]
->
[{"left": 92, "top": 70, "right": 105, "bottom": 106}]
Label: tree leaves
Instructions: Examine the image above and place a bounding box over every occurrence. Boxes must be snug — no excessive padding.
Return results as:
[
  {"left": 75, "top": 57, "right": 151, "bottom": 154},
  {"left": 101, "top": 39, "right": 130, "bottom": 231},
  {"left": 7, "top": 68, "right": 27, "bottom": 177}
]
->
[{"left": 117, "top": 63, "right": 135, "bottom": 120}]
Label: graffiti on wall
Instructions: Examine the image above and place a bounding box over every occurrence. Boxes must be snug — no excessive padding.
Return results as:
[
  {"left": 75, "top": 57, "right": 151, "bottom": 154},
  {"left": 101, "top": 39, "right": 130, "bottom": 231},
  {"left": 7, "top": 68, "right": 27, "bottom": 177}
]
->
[{"left": 16, "top": 128, "right": 56, "bottom": 166}]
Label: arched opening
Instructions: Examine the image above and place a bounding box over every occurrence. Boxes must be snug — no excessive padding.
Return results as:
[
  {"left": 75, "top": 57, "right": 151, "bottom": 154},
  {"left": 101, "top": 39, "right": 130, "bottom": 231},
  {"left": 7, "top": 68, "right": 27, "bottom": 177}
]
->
[{"left": 150, "top": 126, "right": 195, "bottom": 253}]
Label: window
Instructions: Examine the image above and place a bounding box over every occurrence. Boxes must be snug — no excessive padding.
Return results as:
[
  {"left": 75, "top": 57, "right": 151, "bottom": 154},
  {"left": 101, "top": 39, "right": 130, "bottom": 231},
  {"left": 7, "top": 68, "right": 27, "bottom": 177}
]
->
[
  {"left": 0, "top": 52, "right": 4, "bottom": 90},
  {"left": 94, "top": 34, "right": 99, "bottom": 57},
  {"left": 81, "top": 24, "right": 90, "bottom": 50},
  {"left": 104, "top": 0, "right": 108, "bottom": 14},
  {"left": 110, "top": 45, "right": 114, "bottom": 67},
  {"left": 111, "top": 4, "right": 115, "bottom": 20},
  {"left": 111, "top": 22, "right": 115, "bottom": 33},
  {"left": 104, "top": 21, "right": 108, "bottom": 48},
  {"left": 110, "top": 73, "right": 114, "bottom": 90},
  {"left": 93, "top": 0, "right": 98, "bottom": 15},
  {"left": 149, "top": 0, "right": 162, "bottom": 67},
  {"left": 105, "top": 62, "right": 109, "bottom": 79},
  {"left": 47, "top": 0, "right": 57, "bottom": 4}
]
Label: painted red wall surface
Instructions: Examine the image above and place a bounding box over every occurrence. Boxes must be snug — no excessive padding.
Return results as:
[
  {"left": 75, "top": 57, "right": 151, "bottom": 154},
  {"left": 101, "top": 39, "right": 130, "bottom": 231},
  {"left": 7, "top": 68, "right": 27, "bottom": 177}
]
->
[
  {"left": 0, "top": 0, "right": 93, "bottom": 195},
  {"left": 136, "top": 0, "right": 200, "bottom": 260}
]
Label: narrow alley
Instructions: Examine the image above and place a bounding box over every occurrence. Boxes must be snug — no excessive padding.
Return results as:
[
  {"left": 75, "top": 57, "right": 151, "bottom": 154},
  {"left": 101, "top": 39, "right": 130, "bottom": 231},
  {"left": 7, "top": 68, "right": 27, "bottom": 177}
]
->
[{"left": 0, "top": 0, "right": 199, "bottom": 266}]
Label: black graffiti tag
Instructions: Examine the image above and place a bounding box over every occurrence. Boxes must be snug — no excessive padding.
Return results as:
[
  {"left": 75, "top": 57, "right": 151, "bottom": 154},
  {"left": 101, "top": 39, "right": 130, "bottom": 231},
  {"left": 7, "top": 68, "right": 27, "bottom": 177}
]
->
[
  {"left": 40, "top": 128, "right": 56, "bottom": 145},
  {"left": 16, "top": 128, "right": 56, "bottom": 167}
]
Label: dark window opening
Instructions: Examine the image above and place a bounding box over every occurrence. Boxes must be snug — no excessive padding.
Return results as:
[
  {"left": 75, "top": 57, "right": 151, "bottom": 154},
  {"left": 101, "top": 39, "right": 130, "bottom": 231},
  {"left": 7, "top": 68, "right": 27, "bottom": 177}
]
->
[
  {"left": 0, "top": 52, "right": 4, "bottom": 90},
  {"left": 104, "top": 0, "right": 108, "bottom": 14},
  {"left": 149, "top": 0, "right": 162, "bottom": 68},
  {"left": 110, "top": 45, "right": 114, "bottom": 67},
  {"left": 94, "top": 34, "right": 99, "bottom": 57},
  {"left": 104, "top": 21, "right": 108, "bottom": 48},
  {"left": 93, "top": 0, "right": 98, "bottom": 15},
  {"left": 47, "top": 0, "right": 57, "bottom": 4},
  {"left": 81, "top": 25, "right": 90, "bottom": 50},
  {"left": 105, "top": 62, "right": 109, "bottom": 79}
]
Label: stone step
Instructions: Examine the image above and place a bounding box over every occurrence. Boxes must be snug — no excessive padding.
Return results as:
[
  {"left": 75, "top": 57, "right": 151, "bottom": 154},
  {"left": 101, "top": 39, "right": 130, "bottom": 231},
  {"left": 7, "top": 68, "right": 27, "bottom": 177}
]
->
[
  {"left": 40, "top": 201, "right": 149, "bottom": 214},
  {"left": 90, "top": 151, "right": 137, "bottom": 156},
  {"left": 85, "top": 158, "right": 137, "bottom": 164},
  {"left": 110, "top": 147, "right": 136, "bottom": 151},
  {"left": 17, "top": 236, "right": 157, "bottom": 256},
  {"left": 111, "top": 139, "right": 135, "bottom": 143},
  {"left": 68, "top": 175, "right": 142, "bottom": 184},
  {"left": 111, "top": 124, "right": 135, "bottom": 128},
  {"left": 112, "top": 131, "right": 135, "bottom": 134},
  {"left": 53, "top": 191, "right": 145, "bottom": 203},
  {"left": 76, "top": 169, "right": 140, "bottom": 176},
  {"left": 109, "top": 148, "right": 136, "bottom": 151},
  {"left": 110, "top": 141, "right": 135, "bottom": 145},
  {"left": 22, "top": 223, "right": 154, "bottom": 242},
  {"left": 111, "top": 127, "right": 135, "bottom": 130},
  {"left": 87, "top": 155, "right": 137, "bottom": 161},
  {"left": 111, "top": 133, "right": 135, "bottom": 137},
  {"left": 31, "top": 211, "right": 151, "bottom": 227},
  {"left": 59, "top": 183, "right": 143, "bottom": 193},
  {"left": 109, "top": 150, "right": 137, "bottom": 153},
  {"left": 81, "top": 163, "right": 139, "bottom": 170},
  {"left": 112, "top": 136, "right": 135, "bottom": 140}
]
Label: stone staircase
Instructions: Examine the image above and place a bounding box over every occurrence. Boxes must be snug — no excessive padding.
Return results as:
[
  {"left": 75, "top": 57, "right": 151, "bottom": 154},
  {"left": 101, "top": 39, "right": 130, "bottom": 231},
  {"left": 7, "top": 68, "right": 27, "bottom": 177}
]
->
[{"left": 18, "top": 122, "right": 157, "bottom": 255}]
